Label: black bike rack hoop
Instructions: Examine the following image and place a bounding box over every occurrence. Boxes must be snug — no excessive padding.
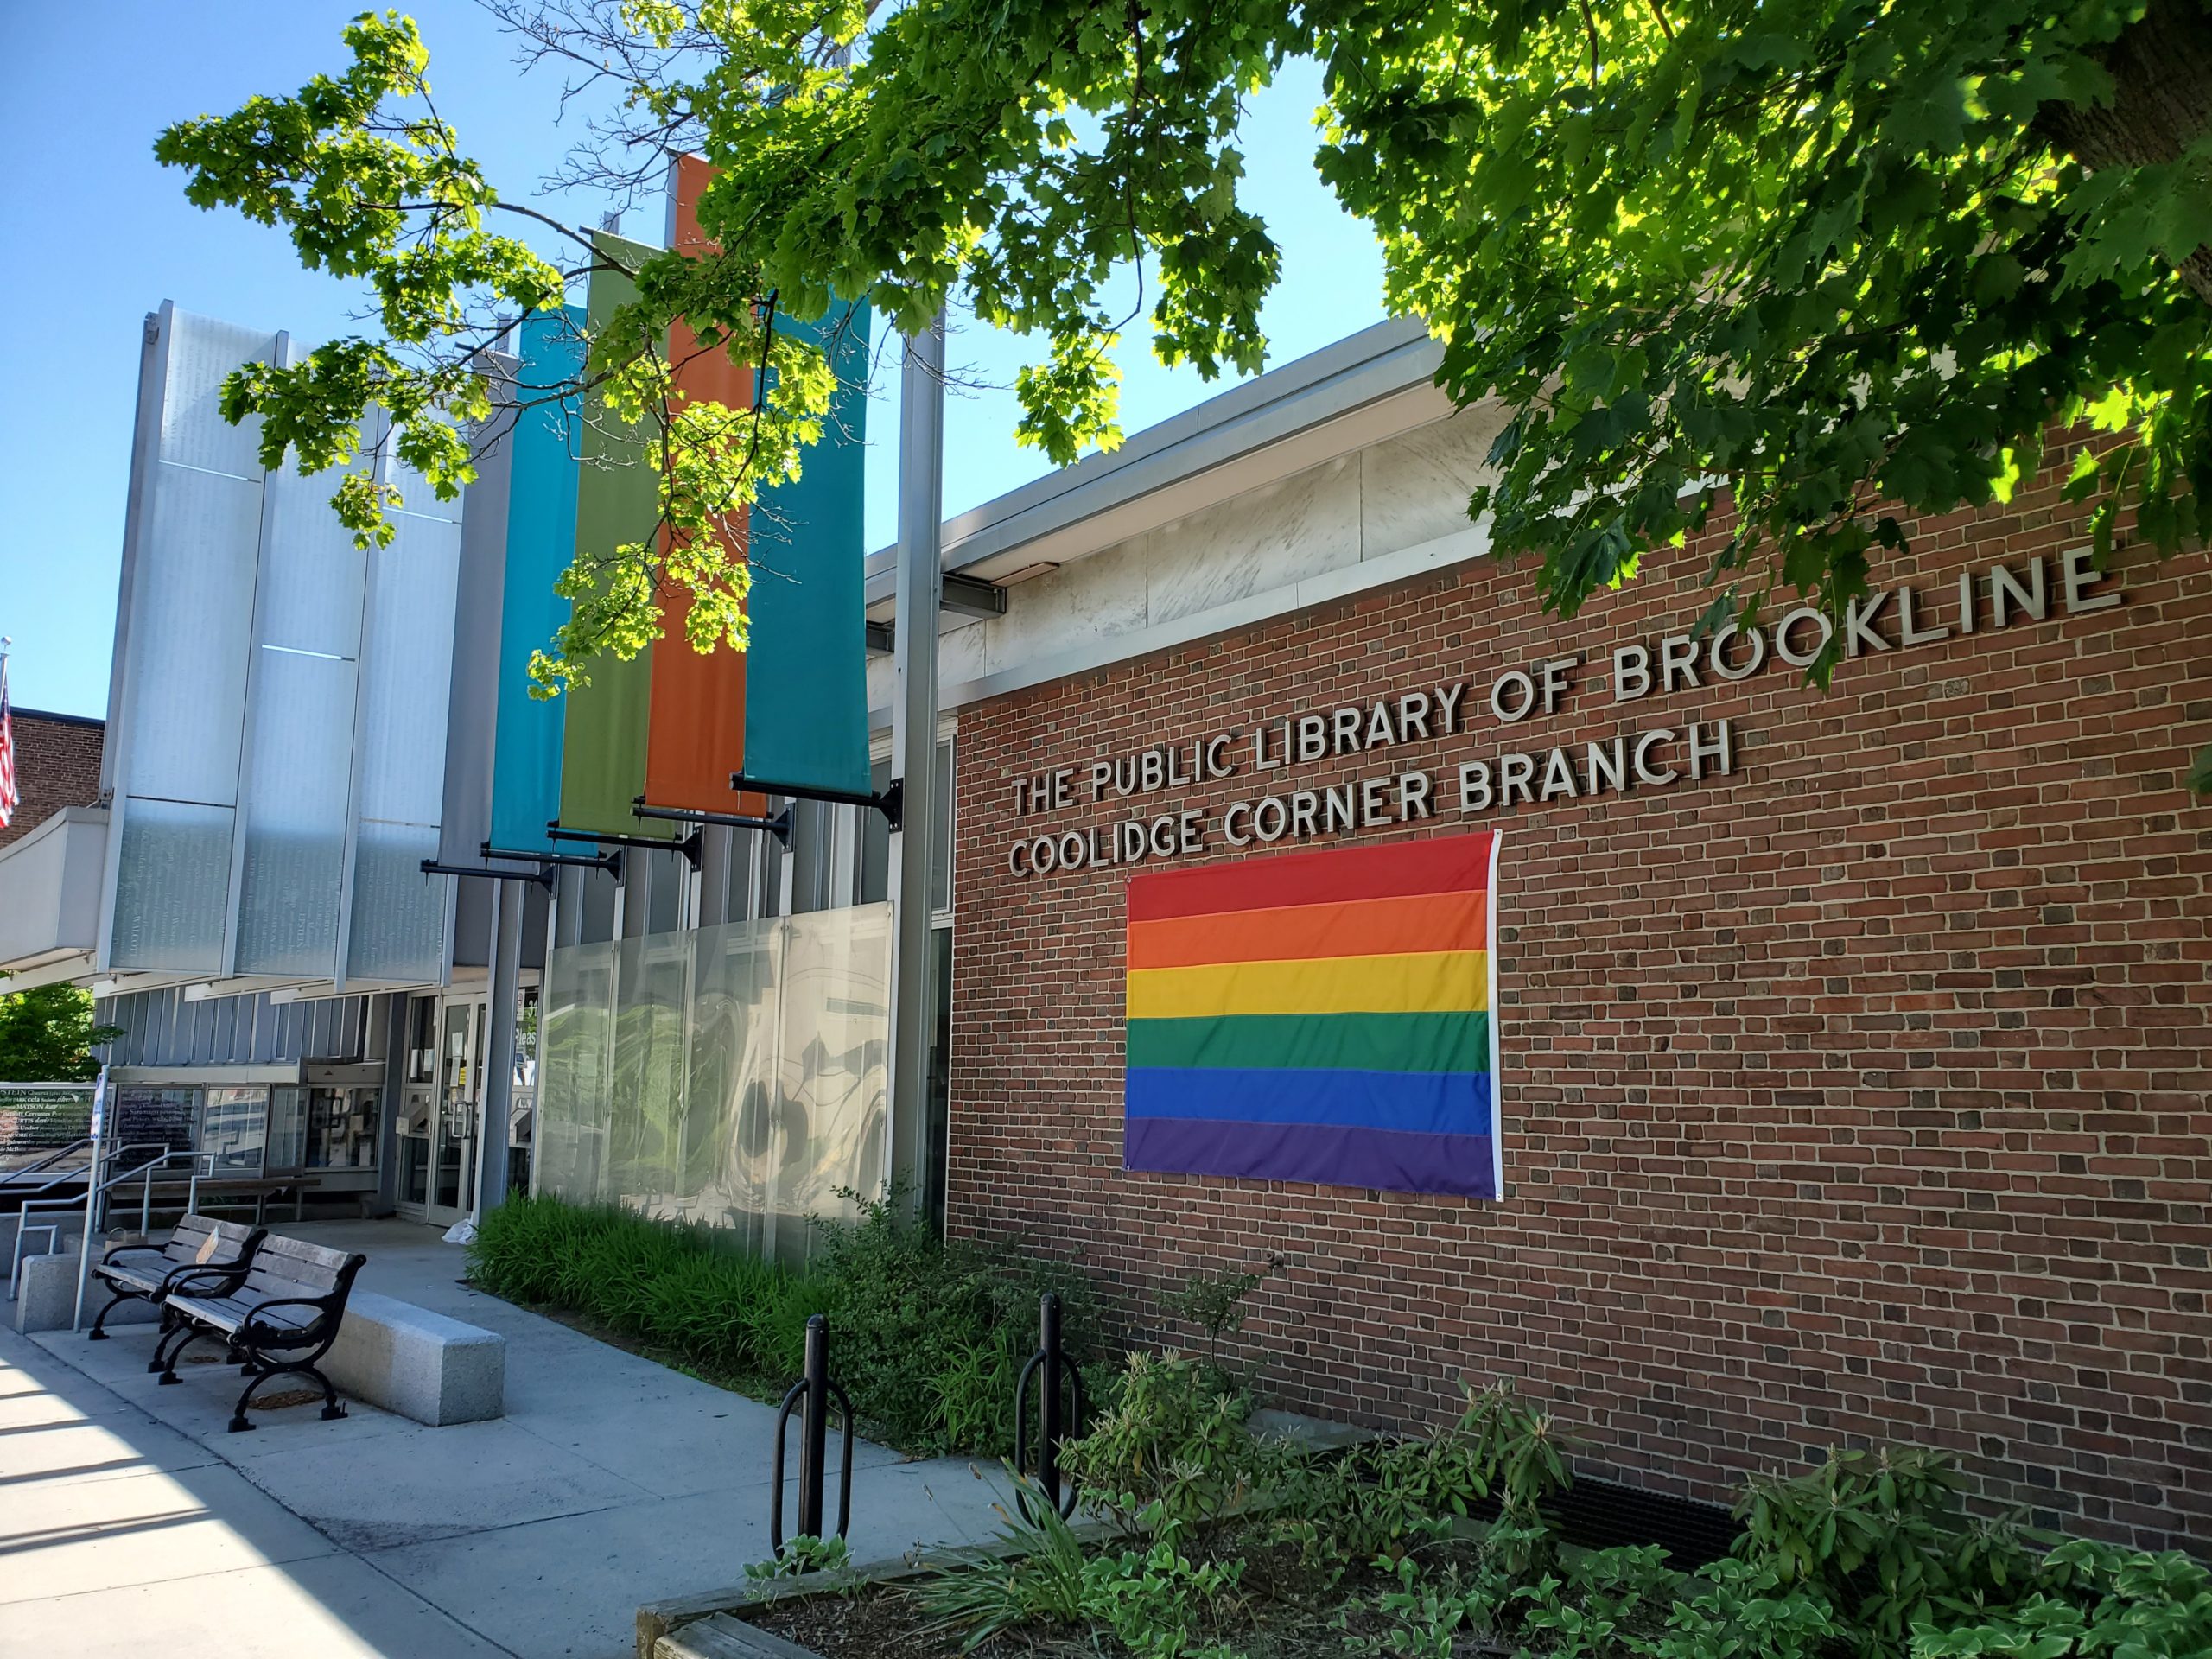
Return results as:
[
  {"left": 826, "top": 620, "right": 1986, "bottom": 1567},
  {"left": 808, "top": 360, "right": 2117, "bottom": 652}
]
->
[
  {"left": 769, "top": 1314, "right": 855, "bottom": 1555},
  {"left": 1014, "top": 1291, "right": 1084, "bottom": 1522}
]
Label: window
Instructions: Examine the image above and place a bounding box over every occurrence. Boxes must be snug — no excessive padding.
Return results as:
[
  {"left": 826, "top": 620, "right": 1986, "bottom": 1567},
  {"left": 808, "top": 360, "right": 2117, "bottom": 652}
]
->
[
  {"left": 265, "top": 1086, "right": 308, "bottom": 1171},
  {"left": 198, "top": 1087, "right": 268, "bottom": 1177},
  {"left": 405, "top": 996, "right": 437, "bottom": 1084},
  {"left": 306, "top": 1087, "right": 380, "bottom": 1170}
]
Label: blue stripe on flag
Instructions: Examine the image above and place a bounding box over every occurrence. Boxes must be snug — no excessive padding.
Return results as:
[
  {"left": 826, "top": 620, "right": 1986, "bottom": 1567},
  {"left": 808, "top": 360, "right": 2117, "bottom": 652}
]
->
[{"left": 1125, "top": 1066, "right": 1492, "bottom": 1139}]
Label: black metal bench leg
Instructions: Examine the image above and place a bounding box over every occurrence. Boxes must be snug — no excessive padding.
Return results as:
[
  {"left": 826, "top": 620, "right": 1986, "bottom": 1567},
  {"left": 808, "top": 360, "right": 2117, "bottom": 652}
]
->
[
  {"left": 87, "top": 1288, "right": 136, "bottom": 1340},
  {"left": 158, "top": 1326, "right": 207, "bottom": 1383},
  {"left": 148, "top": 1318, "right": 188, "bottom": 1374},
  {"left": 229, "top": 1363, "right": 346, "bottom": 1433}
]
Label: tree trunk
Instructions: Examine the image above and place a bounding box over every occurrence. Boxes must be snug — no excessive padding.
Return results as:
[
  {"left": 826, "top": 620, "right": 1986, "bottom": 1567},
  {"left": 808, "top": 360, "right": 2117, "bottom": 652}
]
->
[{"left": 2037, "top": 0, "right": 2212, "bottom": 303}]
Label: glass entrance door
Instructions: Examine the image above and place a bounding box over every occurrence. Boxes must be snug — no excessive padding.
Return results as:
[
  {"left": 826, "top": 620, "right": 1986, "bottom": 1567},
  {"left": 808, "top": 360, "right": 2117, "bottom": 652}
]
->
[{"left": 396, "top": 995, "right": 485, "bottom": 1227}]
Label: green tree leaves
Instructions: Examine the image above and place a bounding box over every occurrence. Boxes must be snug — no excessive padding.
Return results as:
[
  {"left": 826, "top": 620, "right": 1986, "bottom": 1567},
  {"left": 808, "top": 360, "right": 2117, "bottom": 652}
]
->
[
  {"left": 162, "top": 1, "right": 2209, "bottom": 754},
  {"left": 0, "top": 978, "right": 119, "bottom": 1082}
]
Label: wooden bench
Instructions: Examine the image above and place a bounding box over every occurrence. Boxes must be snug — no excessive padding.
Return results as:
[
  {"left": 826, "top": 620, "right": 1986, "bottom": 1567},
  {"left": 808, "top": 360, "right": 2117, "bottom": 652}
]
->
[
  {"left": 157, "top": 1234, "right": 367, "bottom": 1433},
  {"left": 87, "top": 1215, "right": 265, "bottom": 1343}
]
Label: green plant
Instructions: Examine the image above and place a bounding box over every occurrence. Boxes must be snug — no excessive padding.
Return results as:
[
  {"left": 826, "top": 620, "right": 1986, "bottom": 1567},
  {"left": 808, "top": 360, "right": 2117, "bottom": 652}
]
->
[
  {"left": 920, "top": 1477, "right": 1097, "bottom": 1649},
  {"left": 1060, "top": 1351, "right": 1261, "bottom": 1544},
  {"left": 1736, "top": 1445, "right": 2036, "bottom": 1655},
  {"left": 1357, "top": 1558, "right": 1488, "bottom": 1659},
  {"left": 743, "top": 1534, "right": 852, "bottom": 1585},
  {"left": 1088, "top": 1541, "right": 1247, "bottom": 1659},
  {"left": 1162, "top": 1261, "right": 1274, "bottom": 1370},
  {"left": 0, "top": 976, "right": 122, "bottom": 1081},
  {"left": 1632, "top": 1557, "right": 1840, "bottom": 1659},
  {"left": 1571, "top": 1544, "right": 1688, "bottom": 1631},
  {"left": 1455, "top": 1382, "right": 1575, "bottom": 1523},
  {"left": 467, "top": 1192, "right": 1096, "bottom": 1458},
  {"left": 1912, "top": 1541, "right": 2212, "bottom": 1659},
  {"left": 166, "top": 0, "right": 2212, "bottom": 817},
  {"left": 804, "top": 1186, "right": 1096, "bottom": 1456}
]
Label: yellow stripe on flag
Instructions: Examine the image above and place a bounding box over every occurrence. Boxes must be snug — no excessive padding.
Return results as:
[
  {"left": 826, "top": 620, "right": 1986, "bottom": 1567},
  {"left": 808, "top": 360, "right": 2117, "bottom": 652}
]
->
[{"left": 1126, "top": 950, "right": 1491, "bottom": 1020}]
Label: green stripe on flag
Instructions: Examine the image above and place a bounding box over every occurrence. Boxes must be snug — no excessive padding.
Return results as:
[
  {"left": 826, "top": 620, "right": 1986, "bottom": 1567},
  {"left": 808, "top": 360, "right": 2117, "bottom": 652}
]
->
[{"left": 1126, "top": 1010, "right": 1491, "bottom": 1075}]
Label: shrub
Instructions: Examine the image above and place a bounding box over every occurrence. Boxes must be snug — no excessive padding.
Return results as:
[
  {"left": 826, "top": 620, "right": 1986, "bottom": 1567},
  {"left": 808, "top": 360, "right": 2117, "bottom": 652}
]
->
[
  {"left": 469, "top": 1194, "right": 797, "bottom": 1380},
  {"left": 1736, "top": 1444, "right": 2039, "bottom": 1656},
  {"left": 467, "top": 1192, "right": 1094, "bottom": 1458},
  {"left": 805, "top": 1188, "right": 1096, "bottom": 1456},
  {"left": 922, "top": 1474, "right": 1246, "bottom": 1659},
  {"left": 1911, "top": 1541, "right": 2212, "bottom": 1659},
  {"left": 1058, "top": 1351, "right": 1262, "bottom": 1545}
]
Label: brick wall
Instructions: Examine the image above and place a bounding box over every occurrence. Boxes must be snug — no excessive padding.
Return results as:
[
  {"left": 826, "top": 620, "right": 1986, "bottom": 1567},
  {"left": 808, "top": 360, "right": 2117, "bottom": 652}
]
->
[
  {"left": 0, "top": 709, "right": 104, "bottom": 850},
  {"left": 944, "top": 462, "right": 2212, "bottom": 1550}
]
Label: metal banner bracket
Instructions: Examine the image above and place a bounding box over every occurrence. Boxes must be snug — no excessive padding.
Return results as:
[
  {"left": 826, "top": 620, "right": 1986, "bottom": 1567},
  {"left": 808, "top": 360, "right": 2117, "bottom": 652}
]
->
[
  {"left": 420, "top": 860, "right": 557, "bottom": 893},
  {"left": 545, "top": 823, "right": 705, "bottom": 869},
  {"left": 728, "top": 772, "right": 903, "bottom": 832},
  {"left": 478, "top": 842, "right": 625, "bottom": 880},
  {"left": 628, "top": 798, "right": 797, "bottom": 849}
]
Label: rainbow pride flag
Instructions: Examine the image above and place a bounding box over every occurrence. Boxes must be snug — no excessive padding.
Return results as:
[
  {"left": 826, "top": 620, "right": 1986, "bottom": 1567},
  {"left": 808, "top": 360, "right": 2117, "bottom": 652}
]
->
[{"left": 1123, "top": 831, "right": 1503, "bottom": 1199}]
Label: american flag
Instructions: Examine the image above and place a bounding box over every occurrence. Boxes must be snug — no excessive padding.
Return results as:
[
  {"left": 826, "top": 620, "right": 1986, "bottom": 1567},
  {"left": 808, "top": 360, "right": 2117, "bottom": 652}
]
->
[{"left": 0, "top": 652, "right": 17, "bottom": 830}]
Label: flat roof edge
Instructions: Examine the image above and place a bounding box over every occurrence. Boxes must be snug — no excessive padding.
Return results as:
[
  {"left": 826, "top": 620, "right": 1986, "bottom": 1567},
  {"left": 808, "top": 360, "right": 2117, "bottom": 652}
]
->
[{"left": 868, "top": 315, "right": 1438, "bottom": 590}]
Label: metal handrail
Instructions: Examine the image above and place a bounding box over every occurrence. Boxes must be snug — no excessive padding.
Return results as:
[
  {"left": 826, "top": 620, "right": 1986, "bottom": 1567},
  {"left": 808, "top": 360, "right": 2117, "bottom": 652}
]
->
[
  {"left": 1, "top": 1136, "right": 94, "bottom": 1185},
  {"left": 7, "top": 1141, "right": 178, "bottom": 1300},
  {"left": 2, "top": 1138, "right": 98, "bottom": 1202}
]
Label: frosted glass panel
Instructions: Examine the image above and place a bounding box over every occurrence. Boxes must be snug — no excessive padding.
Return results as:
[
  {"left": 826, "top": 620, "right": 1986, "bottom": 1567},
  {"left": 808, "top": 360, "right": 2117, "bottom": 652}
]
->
[
  {"left": 236, "top": 647, "right": 355, "bottom": 976},
  {"left": 355, "top": 513, "right": 461, "bottom": 824},
  {"left": 538, "top": 904, "right": 891, "bottom": 1269},
  {"left": 541, "top": 941, "right": 617, "bottom": 1202},
  {"left": 257, "top": 464, "right": 369, "bottom": 658},
  {"left": 160, "top": 312, "right": 276, "bottom": 477},
  {"left": 124, "top": 466, "right": 263, "bottom": 805},
  {"left": 346, "top": 821, "right": 445, "bottom": 982},
  {"left": 111, "top": 799, "right": 233, "bottom": 971}
]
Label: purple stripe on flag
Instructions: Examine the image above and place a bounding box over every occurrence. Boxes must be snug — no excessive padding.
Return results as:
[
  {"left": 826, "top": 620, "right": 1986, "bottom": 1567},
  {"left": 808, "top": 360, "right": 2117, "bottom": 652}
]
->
[{"left": 1124, "top": 1116, "right": 1498, "bottom": 1200}]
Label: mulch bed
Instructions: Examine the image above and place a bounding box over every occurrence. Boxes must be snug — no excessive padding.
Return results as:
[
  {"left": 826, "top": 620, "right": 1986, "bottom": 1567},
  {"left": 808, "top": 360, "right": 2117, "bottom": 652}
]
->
[{"left": 741, "top": 1541, "right": 1441, "bottom": 1658}]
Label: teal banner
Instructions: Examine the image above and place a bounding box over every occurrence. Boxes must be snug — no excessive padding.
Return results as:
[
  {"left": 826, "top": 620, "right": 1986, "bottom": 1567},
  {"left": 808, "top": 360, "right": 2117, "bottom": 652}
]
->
[
  {"left": 489, "top": 308, "right": 584, "bottom": 854},
  {"left": 743, "top": 302, "right": 873, "bottom": 798}
]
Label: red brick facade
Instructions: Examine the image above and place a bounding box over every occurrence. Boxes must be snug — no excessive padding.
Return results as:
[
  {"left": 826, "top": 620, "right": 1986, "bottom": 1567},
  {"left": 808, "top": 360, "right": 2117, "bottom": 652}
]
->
[
  {"left": 0, "top": 709, "right": 105, "bottom": 851},
  {"left": 945, "top": 466, "right": 2212, "bottom": 1549}
]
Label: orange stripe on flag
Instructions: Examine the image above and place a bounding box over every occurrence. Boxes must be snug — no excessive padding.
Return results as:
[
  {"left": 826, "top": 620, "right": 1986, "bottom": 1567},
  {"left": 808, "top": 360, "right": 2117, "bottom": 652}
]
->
[{"left": 1127, "top": 889, "right": 1491, "bottom": 971}]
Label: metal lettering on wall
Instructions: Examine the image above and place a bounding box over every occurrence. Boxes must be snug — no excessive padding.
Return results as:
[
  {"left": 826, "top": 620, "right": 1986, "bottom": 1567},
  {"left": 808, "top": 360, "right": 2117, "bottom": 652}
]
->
[{"left": 1001, "top": 550, "right": 2126, "bottom": 879}]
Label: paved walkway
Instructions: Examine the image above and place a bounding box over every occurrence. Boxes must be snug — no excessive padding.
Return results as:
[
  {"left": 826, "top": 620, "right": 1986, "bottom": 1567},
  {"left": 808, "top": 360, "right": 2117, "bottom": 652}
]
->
[{"left": 0, "top": 1218, "right": 1015, "bottom": 1658}]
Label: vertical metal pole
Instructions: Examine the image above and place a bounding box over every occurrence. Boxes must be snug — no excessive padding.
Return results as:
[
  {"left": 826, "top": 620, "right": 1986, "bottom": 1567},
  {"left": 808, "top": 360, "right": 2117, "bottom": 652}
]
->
[
  {"left": 72, "top": 1070, "right": 108, "bottom": 1332},
  {"left": 798, "top": 1314, "right": 830, "bottom": 1539},
  {"left": 888, "top": 316, "right": 945, "bottom": 1218},
  {"left": 533, "top": 875, "right": 559, "bottom": 1199},
  {"left": 478, "top": 877, "right": 522, "bottom": 1213},
  {"left": 1039, "top": 1291, "right": 1065, "bottom": 1510}
]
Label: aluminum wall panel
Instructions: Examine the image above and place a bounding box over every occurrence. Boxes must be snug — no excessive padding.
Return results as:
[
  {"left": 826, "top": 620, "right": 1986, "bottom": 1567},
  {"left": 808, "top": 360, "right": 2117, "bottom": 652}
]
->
[
  {"left": 487, "top": 312, "right": 584, "bottom": 855},
  {"left": 437, "top": 385, "right": 513, "bottom": 866}
]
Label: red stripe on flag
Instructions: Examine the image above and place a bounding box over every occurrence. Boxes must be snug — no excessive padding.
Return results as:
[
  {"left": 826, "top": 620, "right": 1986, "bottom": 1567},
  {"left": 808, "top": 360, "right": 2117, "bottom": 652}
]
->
[{"left": 1126, "top": 830, "right": 1497, "bottom": 924}]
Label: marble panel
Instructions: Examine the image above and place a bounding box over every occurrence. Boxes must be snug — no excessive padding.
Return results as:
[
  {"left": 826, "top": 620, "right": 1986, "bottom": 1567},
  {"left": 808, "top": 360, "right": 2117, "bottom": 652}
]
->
[
  {"left": 1359, "top": 408, "right": 1508, "bottom": 563},
  {"left": 1143, "top": 457, "right": 1363, "bottom": 628}
]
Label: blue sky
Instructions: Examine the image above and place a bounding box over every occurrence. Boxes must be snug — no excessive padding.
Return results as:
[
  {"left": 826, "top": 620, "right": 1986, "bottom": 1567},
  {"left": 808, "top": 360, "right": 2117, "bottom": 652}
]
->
[{"left": 0, "top": 3, "right": 1385, "bottom": 718}]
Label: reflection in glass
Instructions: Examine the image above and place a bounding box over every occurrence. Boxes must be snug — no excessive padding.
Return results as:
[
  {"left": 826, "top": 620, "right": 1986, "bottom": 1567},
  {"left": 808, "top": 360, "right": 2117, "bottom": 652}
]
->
[
  {"left": 538, "top": 904, "right": 892, "bottom": 1270},
  {"left": 199, "top": 1087, "right": 269, "bottom": 1177}
]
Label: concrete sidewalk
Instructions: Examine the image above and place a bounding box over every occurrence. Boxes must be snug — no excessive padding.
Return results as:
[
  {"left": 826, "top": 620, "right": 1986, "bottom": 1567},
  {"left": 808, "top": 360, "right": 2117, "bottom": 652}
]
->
[{"left": 0, "top": 1218, "right": 1017, "bottom": 1658}]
